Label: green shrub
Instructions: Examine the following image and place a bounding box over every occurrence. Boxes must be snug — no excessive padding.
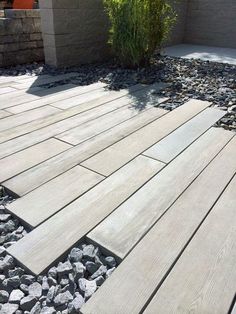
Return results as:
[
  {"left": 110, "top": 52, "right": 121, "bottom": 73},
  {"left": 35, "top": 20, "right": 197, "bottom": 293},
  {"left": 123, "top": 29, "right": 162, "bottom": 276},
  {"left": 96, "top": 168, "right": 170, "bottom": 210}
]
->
[{"left": 104, "top": 0, "right": 177, "bottom": 68}]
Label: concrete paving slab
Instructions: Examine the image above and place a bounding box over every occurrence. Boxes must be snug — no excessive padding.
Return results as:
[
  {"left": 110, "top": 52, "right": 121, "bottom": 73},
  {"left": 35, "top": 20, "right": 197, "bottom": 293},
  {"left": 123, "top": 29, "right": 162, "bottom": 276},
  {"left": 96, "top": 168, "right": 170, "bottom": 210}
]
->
[{"left": 163, "top": 44, "right": 236, "bottom": 65}]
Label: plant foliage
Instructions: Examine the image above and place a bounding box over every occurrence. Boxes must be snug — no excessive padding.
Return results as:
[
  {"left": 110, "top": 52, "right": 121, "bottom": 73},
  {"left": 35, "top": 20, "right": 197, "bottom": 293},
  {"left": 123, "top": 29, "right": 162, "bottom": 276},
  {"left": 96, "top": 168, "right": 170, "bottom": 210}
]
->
[{"left": 104, "top": 0, "right": 177, "bottom": 68}]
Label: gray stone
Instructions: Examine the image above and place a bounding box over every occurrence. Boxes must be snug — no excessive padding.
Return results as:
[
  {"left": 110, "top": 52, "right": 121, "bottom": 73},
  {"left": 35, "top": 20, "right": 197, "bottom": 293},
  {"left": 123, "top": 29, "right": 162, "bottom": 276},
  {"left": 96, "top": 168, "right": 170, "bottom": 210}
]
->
[
  {"left": 0, "top": 214, "right": 11, "bottom": 222},
  {"left": 54, "top": 291, "right": 73, "bottom": 307},
  {"left": 0, "top": 245, "right": 6, "bottom": 256},
  {"left": 5, "top": 276, "right": 21, "bottom": 289},
  {"left": 68, "top": 248, "right": 83, "bottom": 263},
  {"left": 82, "top": 245, "right": 95, "bottom": 261},
  {"left": 20, "top": 295, "right": 37, "bottom": 311},
  {"left": 95, "top": 275, "right": 105, "bottom": 286},
  {"left": 29, "top": 301, "right": 41, "bottom": 314},
  {"left": 48, "top": 267, "right": 57, "bottom": 279},
  {"left": 0, "top": 289, "right": 9, "bottom": 303},
  {"left": 90, "top": 265, "right": 107, "bottom": 280},
  {"left": 0, "top": 274, "right": 6, "bottom": 282},
  {"left": 0, "top": 254, "right": 14, "bottom": 271},
  {"left": 68, "top": 295, "right": 85, "bottom": 313},
  {"left": 1, "top": 303, "right": 19, "bottom": 314},
  {"left": 42, "top": 276, "right": 49, "bottom": 292},
  {"left": 85, "top": 261, "right": 99, "bottom": 275},
  {"left": 21, "top": 275, "right": 35, "bottom": 286},
  {"left": 56, "top": 261, "right": 72, "bottom": 276},
  {"left": 59, "top": 275, "right": 69, "bottom": 287},
  {"left": 46, "top": 286, "right": 55, "bottom": 303},
  {"left": 47, "top": 276, "right": 57, "bottom": 287},
  {"left": 28, "top": 282, "right": 42, "bottom": 298},
  {"left": 78, "top": 278, "right": 97, "bottom": 299},
  {"left": 72, "top": 262, "right": 85, "bottom": 280},
  {"left": 8, "top": 267, "right": 24, "bottom": 278},
  {"left": 40, "top": 306, "right": 56, "bottom": 314},
  {"left": 9, "top": 289, "right": 24, "bottom": 303},
  {"left": 20, "top": 284, "right": 29, "bottom": 294},
  {"left": 106, "top": 267, "right": 116, "bottom": 278},
  {"left": 104, "top": 256, "right": 117, "bottom": 268}
]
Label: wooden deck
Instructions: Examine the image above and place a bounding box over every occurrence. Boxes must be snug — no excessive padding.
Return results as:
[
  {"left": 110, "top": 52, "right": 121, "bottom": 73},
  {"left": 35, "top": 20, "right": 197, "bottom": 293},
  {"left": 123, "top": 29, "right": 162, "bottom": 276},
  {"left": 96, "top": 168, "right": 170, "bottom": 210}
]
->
[{"left": 0, "top": 73, "right": 235, "bottom": 314}]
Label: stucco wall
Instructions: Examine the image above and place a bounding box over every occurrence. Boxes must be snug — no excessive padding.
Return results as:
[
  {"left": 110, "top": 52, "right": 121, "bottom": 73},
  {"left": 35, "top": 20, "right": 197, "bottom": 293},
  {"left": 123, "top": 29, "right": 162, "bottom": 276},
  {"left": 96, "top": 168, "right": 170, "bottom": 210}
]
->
[
  {"left": 185, "top": 0, "right": 236, "bottom": 49},
  {"left": 0, "top": 9, "right": 44, "bottom": 67}
]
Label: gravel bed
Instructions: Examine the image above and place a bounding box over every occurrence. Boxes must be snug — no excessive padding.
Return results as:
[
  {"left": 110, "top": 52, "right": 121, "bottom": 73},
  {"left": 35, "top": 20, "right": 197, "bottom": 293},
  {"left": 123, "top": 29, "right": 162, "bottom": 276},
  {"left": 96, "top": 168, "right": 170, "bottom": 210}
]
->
[
  {"left": 0, "top": 188, "right": 117, "bottom": 313},
  {"left": 0, "top": 55, "right": 235, "bottom": 130}
]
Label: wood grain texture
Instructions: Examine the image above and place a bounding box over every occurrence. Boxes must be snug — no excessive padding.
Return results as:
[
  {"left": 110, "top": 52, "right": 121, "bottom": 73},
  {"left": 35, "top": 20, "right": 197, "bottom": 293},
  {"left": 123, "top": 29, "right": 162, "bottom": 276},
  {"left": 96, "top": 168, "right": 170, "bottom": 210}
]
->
[
  {"left": 144, "top": 107, "right": 225, "bottom": 163},
  {"left": 0, "top": 83, "right": 76, "bottom": 110},
  {"left": 7, "top": 156, "right": 164, "bottom": 274},
  {"left": 0, "top": 84, "right": 146, "bottom": 144},
  {"left": 0, "top": 110, "right": 11, "bottom": 119},
  {"left": 56, "top": 97, "right": 168, "bottom": 145},
  {"left": 4, "top": 108, "right": 166, "bottom": 196},
  {"left": 82, "top": 135, "right": 236, "bottom": 314},
  {"left": 82, "top": 100, "right": 211, "bottom": 176},
  {"left": 7, "top": 166, "right": 104, "bottom": 227},
  {"left": 0, "top": 84, "right": 164, "bottom": 158},
  {"left": 0, "top": 106, "right": 61, "bottom": 132},
  {"left": 144, "top": 175, "right": 236, "bottom": 314},
  {"left": 87, "top": 128, "right": 234, "bottom": 259},
  {"left": 0, "top": 139, "right": 71, "bottom": 183}
]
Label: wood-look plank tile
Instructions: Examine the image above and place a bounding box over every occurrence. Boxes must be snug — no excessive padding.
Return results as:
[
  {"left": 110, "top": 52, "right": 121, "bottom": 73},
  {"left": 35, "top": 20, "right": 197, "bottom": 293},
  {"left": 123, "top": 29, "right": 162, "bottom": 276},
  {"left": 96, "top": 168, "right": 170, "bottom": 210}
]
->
[
  {"left": 0, "top": 84, "right": 144, "bottom": 144},
  {"left": 4, "top": 107, "right": 166, "bottom": 196},
  {"left": 82, "top": 100, "right": 211, "bottom": 176},
  {"left": 0, "top": 110, "right": 11, "bottom": 119},
  {"left": 82, "top": 135, "right": 236, "bottom": 314},
  {"left": 143, "top": 107, "right": 225, "bottom": 163},
  {"left": 143, "top": 174, "right": 236, "bottom": 314},
  {"left": 7, "top": 156, "right": 164, "bottom": 274},
  {"left": 0, "top": 87, "right": 17, "bottom": 95},
  {"left": 0, "top": 84, "right": 162, "bottom": 158},
  {"left": 7, "top": 165, "right": 104, "bottom": 227},
  {"left": 0, "top": 106, "right": 61, "bottom": 132},
  {"left": 87, "top": 128, "right": 234, "bottom": 259},
  {"left": 56, "top": 97, "right": 168, "bottom": 145},
  {"left": 0, "top": 84, "right": 75, "bottom": 113},
  {"left": 6, "top": 82, "right": 106, "bottom": 114},
  {"left": 0, "top": 139, "right": 71, "bottom": 183}
]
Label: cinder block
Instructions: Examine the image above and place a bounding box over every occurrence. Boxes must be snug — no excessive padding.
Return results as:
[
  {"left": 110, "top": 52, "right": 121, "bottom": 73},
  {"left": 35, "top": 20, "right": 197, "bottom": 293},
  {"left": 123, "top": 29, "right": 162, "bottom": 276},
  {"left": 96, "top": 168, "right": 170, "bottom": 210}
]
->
[{"left": 4, "top": 9, "right": 26, "bottom": 18}]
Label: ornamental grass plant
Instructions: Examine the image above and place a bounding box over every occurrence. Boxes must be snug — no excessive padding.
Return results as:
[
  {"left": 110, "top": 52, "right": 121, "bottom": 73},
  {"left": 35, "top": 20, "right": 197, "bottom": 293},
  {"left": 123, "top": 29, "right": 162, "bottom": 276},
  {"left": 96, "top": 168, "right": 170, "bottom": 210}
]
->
[{"left": 104, "top": 0, "right": 177, "bottom": 68}]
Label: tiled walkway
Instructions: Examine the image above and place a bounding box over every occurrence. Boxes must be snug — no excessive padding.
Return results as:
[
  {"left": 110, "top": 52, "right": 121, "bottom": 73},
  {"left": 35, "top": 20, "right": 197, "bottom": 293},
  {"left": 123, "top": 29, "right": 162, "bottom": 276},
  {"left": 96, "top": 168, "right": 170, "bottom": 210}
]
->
[{"left": 0, "top": 73, "right": 235, "bottom": 313}]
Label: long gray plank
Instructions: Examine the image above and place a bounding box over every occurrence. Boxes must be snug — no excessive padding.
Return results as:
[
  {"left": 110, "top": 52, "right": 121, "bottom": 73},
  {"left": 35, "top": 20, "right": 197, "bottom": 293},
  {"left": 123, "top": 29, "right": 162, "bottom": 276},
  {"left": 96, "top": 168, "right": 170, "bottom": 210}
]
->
[
  {"left": 0, "top": 84, "right": 145, "bottom": 144},
  {"left": 0, "top": 106, "right": 61, "bottom": 132},
  {"left": 82, "top": 100, "right": 211, "bottom": 176},
  {"left": 7, "top": 155, "right": 164, "bottom": 274},
  {"left": 0, "top": 87, "right": 17, "bottom": 95},
  {"left": 56, "top": 97, "right": 168, "bottom": 145},
  {"left": 3, "top": 107, "right": 166, "bottom": 196},
  {"left": 7, "top": 82, "right": 106, "bottom": 114},
  {"left": 143, "top": 175, "right": 236, "bottom": 314},
  {"left": 9, "top": 72, "right": 79, "bottom": 90},
  {"left": 0, "top": 83, "right": 77, "bottom": 110},
  {"left": 0, "top": 84, "right": 163, "bottom": 158},
  {"left": 143, "top": 107, "right": 225, "bottom": 163},
  {"left": 87, "top": 128, "right": 234, "bottom": 259},
  {"left": 7, "top": 165, "right": 104, "bottom": 227},
  {"left": 0, "top": 110, "right": 11, "bottom": 119},
  {"left": 0, "top": 139, "right": 71, "bottom": 183},
  {"left": 82, "top": 135, "right": 236, "bottom": 314}
]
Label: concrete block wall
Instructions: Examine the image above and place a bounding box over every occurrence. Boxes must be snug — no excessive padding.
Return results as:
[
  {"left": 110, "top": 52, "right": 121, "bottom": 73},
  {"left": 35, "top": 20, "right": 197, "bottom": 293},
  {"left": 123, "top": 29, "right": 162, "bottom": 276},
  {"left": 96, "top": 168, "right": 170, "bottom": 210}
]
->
[
  {"left": 39, "top": 0, "right": 110, "bottom": 67},
  {"left": 185, "top": 0, "right": 236, "bottom": 49},
  {"left": 0, "top": 9, "right": 44, "bottom": 67}
]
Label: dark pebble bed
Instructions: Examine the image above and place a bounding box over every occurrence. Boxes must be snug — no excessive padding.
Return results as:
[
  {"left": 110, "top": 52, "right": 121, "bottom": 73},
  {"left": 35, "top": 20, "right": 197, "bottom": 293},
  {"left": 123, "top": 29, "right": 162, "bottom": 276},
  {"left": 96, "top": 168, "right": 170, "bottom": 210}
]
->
[
  {"left": 0, "top": 55, "right": 235, "bottom": 131},
  {"left": 0, "top": 188, "right": 117, "bottom": 314}
]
